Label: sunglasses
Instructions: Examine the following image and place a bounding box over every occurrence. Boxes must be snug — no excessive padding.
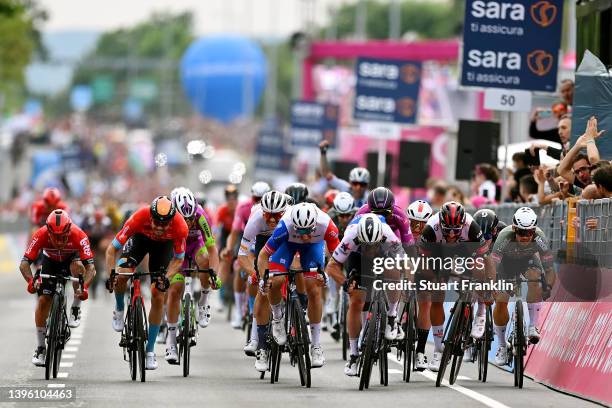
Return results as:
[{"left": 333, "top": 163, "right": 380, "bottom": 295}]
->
[
  {"left": 338, "top": 213, "right": 353, "bottom": 219},
  {"left": 295, "top": 226, "right": 315, "bottom": 235},
  {"left": 573, "top": 166, "right": 590, "bottom": 174},
  {"left": 351, "top": 182, "right": 367, "bottom": 187},
  {"left": 152, "top": 219, "right": 171, "bottom": 228},
  {"left": 441, "top": 226, "right": 462, "bottom": 235},
  {"left": 515, "top": 228, "right": 535, "bottom": 237},
  {"left": 263, "top": 212, "right": 283, "bottom": 222}
]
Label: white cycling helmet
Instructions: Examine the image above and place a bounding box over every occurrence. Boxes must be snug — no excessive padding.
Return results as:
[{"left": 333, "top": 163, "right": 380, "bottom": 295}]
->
[
  {"left": 173, "top": 188, "right": 197, "bottom": 218},
  {"left": 251, "top": 181, "right": 271, "bottom": 198},
  {"left": 170, "top": 186, "right": 187, "bottom": 201},
  {"left": 358, "top": 214, "right": 384, "bottom": 244},
  {"left": 349, "top": 167, "right": 370, "bottom": 184},
  {"left": 512, "top": 207, "right": 537, "bottom": 230},
  {"left": 333, "top": 192, "right": 355, "bottom": 214},
  {"left": 291, "top": 203, "right": 318, "bottom": 230},
  {"left": 407, "top": 200, "right": 433, "bottom": 222},
  {"left": 261, "top": 190, "right": 289, "bottom": 214}
]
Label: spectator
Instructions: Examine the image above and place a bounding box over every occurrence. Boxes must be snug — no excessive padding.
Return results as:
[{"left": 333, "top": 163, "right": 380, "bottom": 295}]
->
[
  {"left": 535, "top": 166, "right": 572, "bottom": 204},
  {"left": 473, "top": 163, "right": 499, "bottom": 202},
  {"left": 593, "top": 166, "right": 612, "bottom": 198},
  {"left": 428, "top": 183, "right": 447, "bottom": 211},
  {"left": 581, "top": 161, "right": 612, "bottom": 199},
  {"left": 519, "top": 175, "right": 539, "bottom": 204},
  {"left": 445, "top": 185, "right": 466, "bottom": 205},
  {"left": 560, "top": 79, "right": 574, "bottom": 106},
  {"left": 530, "top": 114, "right": 571, "bottom": 160},
  {"left": 558, "top": 116, "right": 604, "bottom": 190},
  {"left": 528, "top": 101, "right": 568, "bottom": 143},
  {"left": 512, "top": 152, "right": 533, "bottom": 185}
]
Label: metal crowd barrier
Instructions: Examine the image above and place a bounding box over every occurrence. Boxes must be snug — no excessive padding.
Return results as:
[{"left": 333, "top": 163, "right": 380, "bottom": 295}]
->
[{"left": 481, "top": 199, "right": 612, "bottom": 268}]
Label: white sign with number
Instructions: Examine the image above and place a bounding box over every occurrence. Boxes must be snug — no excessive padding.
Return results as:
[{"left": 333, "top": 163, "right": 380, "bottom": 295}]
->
[
  {"left": 484, "top": 88, "right": 532, "bottom": 112},
  {"left": 359, "top": 121, "right": 401, "bottom": 140}
]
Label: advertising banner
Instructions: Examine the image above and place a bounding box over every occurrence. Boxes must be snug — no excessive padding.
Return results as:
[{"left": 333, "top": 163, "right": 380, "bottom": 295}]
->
[{"left": 290, "top": 101, "right": 339, "bottom": 149}]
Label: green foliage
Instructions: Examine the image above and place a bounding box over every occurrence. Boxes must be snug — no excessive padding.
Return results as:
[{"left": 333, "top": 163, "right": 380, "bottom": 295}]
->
[
  {"left": 0, "top": 0, "right": 46, "bottom": 112},
  {"left": 325, "top": 0, "right": 463, "bottom": 40}
]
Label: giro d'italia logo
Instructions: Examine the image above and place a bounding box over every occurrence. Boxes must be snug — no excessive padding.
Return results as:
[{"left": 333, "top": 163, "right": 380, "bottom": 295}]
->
[
  {"left": 530, "top": 0, "right": 557, "bottom": 28},
  {"left": 527, "top": 50, "right": 554, "bottom": 76}
]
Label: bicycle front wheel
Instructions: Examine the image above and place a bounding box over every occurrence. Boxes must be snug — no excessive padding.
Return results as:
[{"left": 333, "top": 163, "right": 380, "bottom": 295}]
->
[
  {"left": 514, "top": 301, "right": 525, "bottom": 389},
  {"left": 341, "top": 293, "right": 348, "bottom": 361},
  {"left": 359, "top": 302, "right": 378, "bottom": 391},
  {"left": 403, "top": 298, "right": 417, "bottom": 383},
  {"left": 436, "top": 301, "right": 464, "bottom": 387},
  {"left": 449, "top": 303, "right": 470, "bottom": 385},
  {"left": 293, "top": 299, "right": 311, "bottom": 388},
  {"left": 45, "top": 294, "right": 61, "bottom": 380},
  {"left": 134, "top": 298, "right": 146, "bottom": 382},
  {"left": 52, "top": 304, "right": 67, "bottom": 379},
  {"left": 182, "top": 296, "right": 192, "bottom": 377},
  {"left": 479, "top": 305, "right": 492, "bottom": 382}
]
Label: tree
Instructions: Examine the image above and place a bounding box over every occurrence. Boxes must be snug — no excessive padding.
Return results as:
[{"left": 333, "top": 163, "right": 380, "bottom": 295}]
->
[{"left": 0, "top": 0, "right": 47, "bottom": 113}]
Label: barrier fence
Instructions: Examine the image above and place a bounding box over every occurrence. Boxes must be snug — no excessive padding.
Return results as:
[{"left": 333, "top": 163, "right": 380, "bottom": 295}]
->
[{"left": 485, "top": 199, "right": 612, "bottom": 406}]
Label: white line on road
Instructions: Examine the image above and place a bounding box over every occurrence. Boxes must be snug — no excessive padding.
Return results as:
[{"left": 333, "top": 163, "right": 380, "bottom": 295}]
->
[
  {"left": 457, "top": 375, "right": 471, "bottom": 380},
  {"left": 388, "top": 355, "right": 511, "bottom": 408},
  {"left": 59, "top": 362, "right": 73, "bottom": 368},
  {"left": 57, "top": 372, "right": 69, "bottom": 378},
  {"left": 65, "top": 346, "right": 78, "bottom": 352},
  {"left": 47, "top": 384, "right": 65, "bottom": 388},
  {"left": 71, "top": 333, "right": 83, "bottom": 339},
  {"left": 67, "top": 340, "right": 81, "bottom": 345},
  {"left": 63, "top": 354, "right": 76, "bottom": 359},
  {"left": 389, "top": 369, "right": 402, "bottom": 374}
]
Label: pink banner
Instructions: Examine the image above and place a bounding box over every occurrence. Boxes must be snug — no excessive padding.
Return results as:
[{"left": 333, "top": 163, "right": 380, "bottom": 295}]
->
[{"left": 525, "top": 301, "right": 612, "bottom": 406}]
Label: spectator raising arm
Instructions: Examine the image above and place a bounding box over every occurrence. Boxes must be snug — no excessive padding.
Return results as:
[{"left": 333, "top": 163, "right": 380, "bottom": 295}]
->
[
  {"left": 558, "top": 116, "right": 604, "bottom": 185},
  {"left": 318, "top": 140, "right": 351, "bottom": 192}
]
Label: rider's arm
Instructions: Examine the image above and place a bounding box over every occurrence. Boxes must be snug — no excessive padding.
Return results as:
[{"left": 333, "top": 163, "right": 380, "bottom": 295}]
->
[
  {"left": 197, "top": 212, "right": 219, "bottom": 271},
  {"left": 19, "top": 259, "right": 33, "bottom": 282},
  {"left": 325, "top": 258, "right": 346, "bottom": 286},
  {"left": 328, "top": 175, "right": 351, "bottom": 193},
  {"left": 323, "top": 220, "right": 340, "bottom": 253},
  {"left": 259, "top": 221, "right": 289, "bottom": 272},
  {"left": 74, "top": 230, "right": 96, "bottom": 285}
]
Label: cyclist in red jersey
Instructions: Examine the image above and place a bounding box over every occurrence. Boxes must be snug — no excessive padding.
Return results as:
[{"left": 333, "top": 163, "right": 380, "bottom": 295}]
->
[
  {"left": 20, "top": 209, "right": 96, "bottom": 366},
  {"left": 30, "top": 188, "right": 70, "bottom": 229},
  {"left": 216, "top": 185, "right": 239, "bottom": 312},
  {"left": 105, "top": 196, "right": 188, "bottom": 370},
  {"left": 222, "top": 181, "right": 270, "bottom": 328}
]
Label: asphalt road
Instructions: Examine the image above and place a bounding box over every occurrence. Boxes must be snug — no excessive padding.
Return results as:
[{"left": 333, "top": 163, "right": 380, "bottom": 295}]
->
[{"left": 0, "top": 261, "right": 599, "bottom": 408}]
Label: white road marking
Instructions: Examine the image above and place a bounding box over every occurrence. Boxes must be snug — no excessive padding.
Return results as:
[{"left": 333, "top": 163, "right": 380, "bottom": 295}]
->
[
  {"left": 65, "top": 346, "right": 78, "bottom": 352},
  {"left": 63, "top": 354, "right": 76, "bottom": 359},
  {"left": 71, "top": 333, "right": 83, "bottom": 339},
  {"left": 59, "top": 362, "right": 73, "bottom": 368},
  {"left": 67, "top": 340, "right": 81, "bottom": 345},
  {"left": 457, "top": 375, "right": 472, "bottom": 380},
  {"left": 389, "top": 369, "right": 402, "bottom": 374},
  {"left": 47, "top": 384, "right": 65, "bottom": 388},
  {"left": 388, "top": 355, "right": 512, "bottom": 408},
  {"left": 57, "top": 372, "right": 69, "bottom": 378}
]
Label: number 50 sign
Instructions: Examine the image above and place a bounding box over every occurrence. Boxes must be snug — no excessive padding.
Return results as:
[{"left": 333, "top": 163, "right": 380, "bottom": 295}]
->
[{"left": 484, "top": 88, "right": 532, "bottom": 112}]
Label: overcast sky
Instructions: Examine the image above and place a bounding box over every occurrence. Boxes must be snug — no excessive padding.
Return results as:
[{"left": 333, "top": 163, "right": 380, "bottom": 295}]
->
[{"left": 40, "top": 0, "right": 354, "bottom": 36}]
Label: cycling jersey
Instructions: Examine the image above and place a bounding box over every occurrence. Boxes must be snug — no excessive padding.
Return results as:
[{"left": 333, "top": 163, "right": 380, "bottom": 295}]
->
[
  {"left": 216, "top": 204, "right": 235, "bottom": 233},
  {"left": 356, "top": 204, "right": 414, "bottom": 245},
  {"left": 30, "top": 200, "right": 70, "bottom": 227},
  {"left": 24, "top": 225, "right": 94, "bottom": 264},
  {"left": 331, "top": 214, "right": 400, "bottom": 264},
  {"left": 326, "top": 207, "right": 357, "bottom": 240},
  {"left": 238, "top": 206, "right": 277, "bottom": 257},
  {"left": 264, "top": 207, "right": 340, "bottom": 273},
  {"left": 232, "top": 199, "right": 255, "bottom": 232},
  {"left": 188, "top": 205, "right": 216, "bottom": 248},
  {"left": 111, "top": 206, "right": 188, "bottom": 259},
  {"left": 490, "top": 225, "right": 554, "bottom": 270},
  {"left": 420, "top": 213, "right": 488, "bottom": 257}
]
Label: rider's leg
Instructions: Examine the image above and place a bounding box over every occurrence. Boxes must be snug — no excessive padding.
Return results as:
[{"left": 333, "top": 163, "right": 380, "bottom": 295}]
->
[
  {"left": 35, "top": 295, "right": 52, "bottom": 347},
  {"left": 166, "top": 275, "right": 184, "bottom": 347},
  {"left": 416, "top": 290, "right": 432, "bottom": 355},
  {"left": 254, "top": 292, "right": 270, "bottom": 349},
  {"left": 69, "top": 261, "right": 85, "bottom": 309},
  {"left": 493, "top": 291, "right": 510, "bottom": 342},
  {"left": 305, "top": 279, "right": 323, "bottom": 346},
  {"left": 525, "top": 267, "right": 543, "bottom": 329},
  {"left": 196, "top": 249, "right": 212, "bottom": 305},
  {"left": 348, "top": 290, "right": 366, "bottom": 356},
  {"left": 430, "top": 286, "right": 446, "bottom": 353}
]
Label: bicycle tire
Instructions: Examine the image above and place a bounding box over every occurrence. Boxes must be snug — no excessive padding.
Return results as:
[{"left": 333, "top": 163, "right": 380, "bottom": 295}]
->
[
  {"left": 125, "top": 304, "right": 136, "bottom": 381},
  {"left": 135, "top": 298, "right": 146, "bottom": 382},
  {"left": 479, "top": 305, "right": 492, "bottom": 382},
  {"left": 182, "top": 296, "right": 192, "bottom": 377},
  {"left": 379, "top": 305, "right": 388, "bottom": 387},
  {"left": 45, "top": 294, "right": 61, "bottom": 380},
  {"left": 403, "top": 298, "right": 416, "bottom": 383},
  {"left": 359, "top": 302, "right": 377, "bottom": 391},
  {"left": 436, "top": 301, "right": 462, "bottom": 387},
  {"left": 449, "top": 303, "right": 470, "bottom": 385},
  {"left": 269, "top": 340, "right": 278, "bottom": 384},
  {"left": 294, "top": 299, "right": 312, "bottom": 388},
  {"left": 53, "top": 305, "right": 66, "bottom": 379},
  {"left": 341, "top": 293, "right": 348, "bottom": 361},
  {"left": 515, "top": 301, "right": 525, "bottom": 389}
]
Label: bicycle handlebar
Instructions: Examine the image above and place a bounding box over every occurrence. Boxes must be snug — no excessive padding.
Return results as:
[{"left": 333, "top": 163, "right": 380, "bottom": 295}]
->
[{"left": 39, "top": 273, "right": 81, "bottom": 283}]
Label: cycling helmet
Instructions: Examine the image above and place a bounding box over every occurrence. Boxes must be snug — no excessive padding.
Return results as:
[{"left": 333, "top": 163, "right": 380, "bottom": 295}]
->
[
  {"left": 349, "top": 167, "right": 370, "bottom": 184},
  {"left": 333, "top": 192, "right": 355, "bottom": 214},
  {"left": 473, "top": 209, "right": 499, "bottom": 238},
  {"left": 357, "top": 214, "right": 384, "bottom": 244},
  {"left": 150, "top": 195, "right": 176, "bottom": 223},
  {"left": 43, "top": 187, "right": 61, "bottom": 206},
  {"left": 261, "top": 191, "right": 289, "bottom": 214},
  {"left": 285, "top": 183, "right": 309, "bottom": 205},
  {"left": 367, "top": 187, "right": 395, "bottom": 213},
  {"left": 512, "top": 207, "right": 537, "bottom": 230},
  {"left": 170, "top": 186, "right": 187, "bottom": 201},
  {"left": 173, "top": 188, "right": 197, "bottom": 219},
  {"left": 407, "top": 200, "right": 433, "bottom": 222},
  {"left": 291, "top": 203, "right": 317, "bottom": 230},
  {"left": 46, "top": 209, "right": 72, "bottom": 236},
  {"left": 251, "top": 181, "right": 271, "bottom": 198},
  {"left": 439, "top": 201, "right": 466, "bottom": 229},
  {"left": 324, "top": 189, "right": 339, "bottom": 208}
]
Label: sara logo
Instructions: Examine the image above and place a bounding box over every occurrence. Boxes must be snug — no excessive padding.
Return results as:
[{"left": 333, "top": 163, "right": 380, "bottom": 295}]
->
[
  {"left": 527, "top": 50, "right": 553, "bottom": 76},
  {"left": 530, "top": 1, "right": 557, "bottom": 28},
  {"left": 396, "top": 98, "right": 416, "bottom": 118},
  {"left": 400, "top": 64, "right": 420, "bottom": 84}
]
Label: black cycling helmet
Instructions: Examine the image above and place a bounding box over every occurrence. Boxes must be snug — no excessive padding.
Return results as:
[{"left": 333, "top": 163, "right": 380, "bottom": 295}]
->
[
  {"left": 367, "top": 187, "right": 395, "bottom": 214},
  {"left": 439, "top": 201, "right": 466, "bottom": 230},
  {"left": 473, "top": 209, "right": 498, "bottom": 240},
  {"left": 285, "top": 183, "right": 309, "bottom": 205},
  {"left": 150, "top": 195, "right": 176, "bottom": 223}
]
